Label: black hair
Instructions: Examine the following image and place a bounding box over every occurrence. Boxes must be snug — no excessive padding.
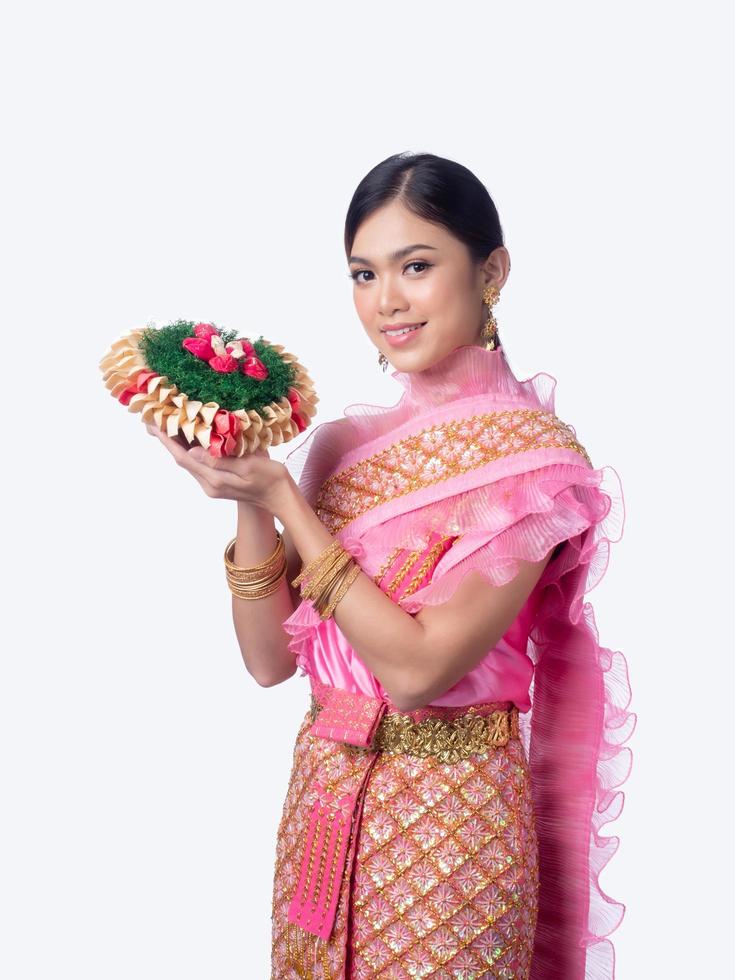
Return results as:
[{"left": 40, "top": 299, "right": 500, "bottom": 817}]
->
[{"left": 344, "top": 151, "right": 505, "bottom": 343}]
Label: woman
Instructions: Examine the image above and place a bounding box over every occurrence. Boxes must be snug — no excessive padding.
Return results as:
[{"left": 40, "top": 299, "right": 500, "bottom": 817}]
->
[{"left": 146, "top": 152, "right": 634, "bottom": 979}]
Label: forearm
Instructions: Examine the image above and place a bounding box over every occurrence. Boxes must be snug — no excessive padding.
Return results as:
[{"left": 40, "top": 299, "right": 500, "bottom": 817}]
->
[
  {"left": 230, "top": 502, "right": 297, "bottom": 686},
  {"left": 274, "top": 475, "right": 429, "bottom": 710}
]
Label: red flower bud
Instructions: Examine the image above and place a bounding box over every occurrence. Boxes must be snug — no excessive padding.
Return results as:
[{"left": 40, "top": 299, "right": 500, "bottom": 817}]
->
[
  {"left": 135, "top": 370, "right": 158, "bottom": 390},
  {"left": 118, "top": 370, "right": 160, "bottom": 405},
  {"left": 118, "top": 387, "right": 137, "bottom": 406},
  {"left": 208, "top": 354, "right": 239, "bottom": 373},
  {"left": 213, "top": 410, "right": 238, "bottom": 437},
  {"left": 287, "top": 386, "right": 301, "bottom": 409},
  {"left": 193, "top": 322, "right": 219, "bottom": 340},
  {"left": 235, "top": 337, "right": 255, "bottom": 355},
  {"left": 182, "top": 336, "right": 215, "bottom": 360},
  {"left": 241, "top": 355, "right": 269, "bottom": 380},
  {"left": 210, "top": 410, "right": 239, "bottom": 456},
  {"left": 291, "top": 411, "right": 308, "bottom": 433}
]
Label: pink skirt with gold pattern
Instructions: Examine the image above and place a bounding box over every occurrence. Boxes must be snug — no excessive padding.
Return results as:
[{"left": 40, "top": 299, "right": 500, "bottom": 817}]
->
[{"left": 271, "top": 683, "right": 539, "bottom": 979}]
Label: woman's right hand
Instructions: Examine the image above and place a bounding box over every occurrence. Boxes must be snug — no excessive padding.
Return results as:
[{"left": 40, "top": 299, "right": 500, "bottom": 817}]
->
[{"left": 142, "top": 421, "right": 291, "bottom": 516}]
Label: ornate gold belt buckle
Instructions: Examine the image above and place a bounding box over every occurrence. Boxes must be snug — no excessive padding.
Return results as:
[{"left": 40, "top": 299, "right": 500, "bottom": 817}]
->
[
  {"left": 372, "top": 706, "right": 518, "bottom": 763},
  {"left": 308, "top": 693, "right": 518, "bottom": 761}
]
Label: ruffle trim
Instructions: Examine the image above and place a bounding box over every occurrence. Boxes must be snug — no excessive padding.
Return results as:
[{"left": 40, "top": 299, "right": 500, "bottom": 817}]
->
[
  {"left": 281, "top": 595, "right": 323, "bottom": 679},
  {"left": 522, "top": 466, "right": 633, "bottom": 979},
  {"left": 332, "top": 462, "right": 622, "bottom": 610}
]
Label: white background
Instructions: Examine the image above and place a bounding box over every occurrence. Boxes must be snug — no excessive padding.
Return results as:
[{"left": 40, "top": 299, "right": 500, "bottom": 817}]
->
[{"left": 2, "top": 1, "right": 732, "bottom": 976}]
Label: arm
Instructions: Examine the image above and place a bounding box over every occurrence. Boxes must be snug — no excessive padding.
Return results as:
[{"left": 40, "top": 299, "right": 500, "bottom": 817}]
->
[
  {"left": 142, "top": 422, "right": 309, "bottom": 687},
  {"left": 229, "top": 503, "right": 301, "bottom": 687},
  {"left": 275, "top": 472, "right": 552, "bottom": 712},
  {"left": 143, "top": 422, "right": 549, "bottom": 708}
]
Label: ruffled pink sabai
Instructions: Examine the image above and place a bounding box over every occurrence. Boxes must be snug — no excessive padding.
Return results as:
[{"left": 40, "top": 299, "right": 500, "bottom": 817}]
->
[{"left": 281, "top": 342, "right": 635, "bottom": 979}]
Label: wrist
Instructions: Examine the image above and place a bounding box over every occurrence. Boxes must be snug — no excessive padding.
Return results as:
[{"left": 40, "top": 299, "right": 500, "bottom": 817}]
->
[
  {"left": 237, "top": 500, "right": 271, "bottom": 527},
  {"left": 272, "top": 470, "right": 304, "bottom": 526}
]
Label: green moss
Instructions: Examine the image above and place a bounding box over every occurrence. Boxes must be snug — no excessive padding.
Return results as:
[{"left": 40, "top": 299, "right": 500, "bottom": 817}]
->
[{"left": 139, "top": 320, "right": 296, "bottom": 414}]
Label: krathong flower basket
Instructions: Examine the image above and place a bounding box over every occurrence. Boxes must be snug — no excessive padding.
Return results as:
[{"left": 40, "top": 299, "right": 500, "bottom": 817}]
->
[{"left": 99, "top": 319, "right": 318, "bottom": 456}]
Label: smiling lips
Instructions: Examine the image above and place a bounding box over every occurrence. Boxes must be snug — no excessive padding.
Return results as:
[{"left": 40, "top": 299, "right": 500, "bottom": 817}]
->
[
  {"left": 382, "top": 321, "right": 425, "bottom": 333},
  {"left": 381, "top": 321, "right": 428, "bottom": 346}
]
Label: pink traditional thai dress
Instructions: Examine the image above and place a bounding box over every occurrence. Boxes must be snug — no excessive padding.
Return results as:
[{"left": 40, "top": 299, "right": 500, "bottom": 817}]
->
[{"left": 270, "top": 342, "right": 634, "bottom": 979}]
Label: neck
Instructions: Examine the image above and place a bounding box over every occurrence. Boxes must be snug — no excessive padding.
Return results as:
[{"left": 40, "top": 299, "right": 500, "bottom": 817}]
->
[
  {"left": 286, "top": 341, "right": 559, "bottom": 502},
  {"left": 390, "top": 342, "right": 517, "bottom": 410}
]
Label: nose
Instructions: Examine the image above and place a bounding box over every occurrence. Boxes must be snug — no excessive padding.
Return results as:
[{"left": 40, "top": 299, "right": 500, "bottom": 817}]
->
[{"left": 377, "top": 274, "right": 409, "bottom": 318}]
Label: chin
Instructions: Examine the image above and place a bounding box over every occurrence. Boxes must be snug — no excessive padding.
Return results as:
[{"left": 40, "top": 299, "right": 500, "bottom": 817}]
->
[{"left": 396, "top": 348, "right": 446, "bottom": 373}]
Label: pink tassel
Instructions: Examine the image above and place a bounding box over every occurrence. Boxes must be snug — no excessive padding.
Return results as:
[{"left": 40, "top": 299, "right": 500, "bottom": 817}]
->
[{"left": 287, "top": 781, "right": 357, "bottom": 940}]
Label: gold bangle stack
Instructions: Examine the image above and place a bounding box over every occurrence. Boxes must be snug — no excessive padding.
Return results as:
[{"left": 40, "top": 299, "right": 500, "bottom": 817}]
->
[
  {"left": 224, "top": 531, "right": 287, "bottom": 600},
  {"left": 291, "top": 539, "right": 361, "bottom": 619}
]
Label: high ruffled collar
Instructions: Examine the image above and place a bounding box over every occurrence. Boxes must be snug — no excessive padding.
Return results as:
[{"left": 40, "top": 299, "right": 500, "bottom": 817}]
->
[
  {"left": 285, "top": 340, "right": 560, "bottom": 502},
  {"left": 389, "top": 342, "right": 555, "bottom": 412}
]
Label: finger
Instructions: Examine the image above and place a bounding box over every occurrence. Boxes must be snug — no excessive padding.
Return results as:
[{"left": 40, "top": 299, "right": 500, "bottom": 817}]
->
[
  {"left": 152, "top": 430, "right": 243, "bottom": 490},
  {"left": 197, "top": 448, "right": 264, "bottom": 473},
  {"left": 149, "top": 427, "right": 199, "bottom": 466},
  {"left": 144, "top": 421, "right": 189, "bottom": 448},
  {"left": 145, "top": 425, "right": 262, "bottom": 498}
]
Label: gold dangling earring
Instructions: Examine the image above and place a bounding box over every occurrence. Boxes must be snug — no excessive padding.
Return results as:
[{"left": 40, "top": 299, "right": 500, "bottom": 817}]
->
[
  {"left": 378, "top": 351, "right": 389, "bottom": 372},
  {"left": 481, "top": 284, "right": 500, "bottom": 350}
]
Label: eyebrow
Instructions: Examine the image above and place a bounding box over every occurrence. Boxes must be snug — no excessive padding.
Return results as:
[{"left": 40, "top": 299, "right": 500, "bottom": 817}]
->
[{"left": 348, "top": 243, "right": 439, "bottom": 266}]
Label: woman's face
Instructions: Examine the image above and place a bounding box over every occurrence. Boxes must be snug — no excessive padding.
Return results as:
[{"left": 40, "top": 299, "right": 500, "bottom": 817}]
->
[{"left": 348, "top": 199, "right": 509, "bottom": 374}]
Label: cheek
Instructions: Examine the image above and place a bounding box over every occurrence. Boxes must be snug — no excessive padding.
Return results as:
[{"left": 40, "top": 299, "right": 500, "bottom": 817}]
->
[
  {"left": 354, "top": 290, "right": 374, "bottom": 320},
  {"left": 414, "top": 275, "right": 450, "bottom": 311}
]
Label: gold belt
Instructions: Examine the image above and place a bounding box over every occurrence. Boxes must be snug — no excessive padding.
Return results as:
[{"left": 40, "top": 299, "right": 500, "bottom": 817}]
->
[{"left": 308, "top": 692, "right": 519, "bottom": 764}]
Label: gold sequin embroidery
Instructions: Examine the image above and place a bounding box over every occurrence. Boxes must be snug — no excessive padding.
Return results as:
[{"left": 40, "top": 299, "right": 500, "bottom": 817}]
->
[
  {"left": 315, "top": 408, "right": 591, "bottom": 534},
  {"left": 271, "top": 707, "right": 539, "bottom": 978},
  {"left": 372, "top": 546, "right": 403, "bottom": 588},
  {"left": 398, "top": 535, "right": 457, "bottom": 601}
]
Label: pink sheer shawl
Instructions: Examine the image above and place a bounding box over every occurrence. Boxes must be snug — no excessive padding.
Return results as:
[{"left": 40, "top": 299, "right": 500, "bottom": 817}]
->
[{"left": 282, "top": 342, "right": 635, "bottom": 979}]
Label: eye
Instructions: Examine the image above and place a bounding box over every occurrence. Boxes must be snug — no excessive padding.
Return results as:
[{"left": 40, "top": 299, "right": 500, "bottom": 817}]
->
[
  {"left": 348, "top": 261, "right": 432, "bottom": 284},
  {"left": 348, "top": 269, "right": 374, "bottom": 283}
]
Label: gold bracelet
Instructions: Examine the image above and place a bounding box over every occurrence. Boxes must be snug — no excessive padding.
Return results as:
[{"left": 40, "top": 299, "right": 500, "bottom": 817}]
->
[
  {"left": 312, "top": 558, "right": 354, "bottom": 616},
  {"left": 226, "top": 561, "right": 287, "bottom": 598},
  {"left": 292, "top": 541, "right": 349, "bottom": 597},
  {"left": 228, "top": 570, "right": 287, "bottom": 600},
  {"left": 299, "top": 549, "right": 353, "bottom": 601},
  {"left": 289, "top": 537, "right": 361, "bottom": 617},
  {"left": 224, "top": 534, "right": 287, "bottom": 600},
  {"left": 291, "top": 539, "right": 344, "bottom": 588},
  {"left": 322, "top": 561, "right": 361, "bottom": 618},
  {"left": 225, "top": 532, "right": 284, "bottom": 581}
]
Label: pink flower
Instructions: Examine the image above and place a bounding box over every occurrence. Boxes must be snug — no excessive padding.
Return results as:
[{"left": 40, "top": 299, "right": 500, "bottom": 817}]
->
[
  {"left": 286, "top": 387, "right": 307, "bottom": 431},
  {"left": 231, "top": 337, "right": 255, "bottom": 356},
  {"left": 118, "top": 370, "right": 159, "bottom": 406},
  {"left": 208, "top": 354, "right": 240, "bottom": 373},
  {"left": 182, "top": 336, "right": 215, "bottom": 361},
  {"left": 241, "top": 354, "right": 269, "bottom": 380},
  {"left": 193, "top": 322, "right": 219, "bottom": 341},
  {"left": 209, "top": 409, "right": 239, "bottom": 457}
]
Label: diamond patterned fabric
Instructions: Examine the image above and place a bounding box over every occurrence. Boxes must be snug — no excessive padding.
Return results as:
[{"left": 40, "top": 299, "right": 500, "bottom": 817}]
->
[{"left": 271, "top": 703, "right": 539, "bottom": 979}]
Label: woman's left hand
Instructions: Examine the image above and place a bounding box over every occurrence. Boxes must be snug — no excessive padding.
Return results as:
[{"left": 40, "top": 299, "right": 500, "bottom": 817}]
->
[{"left": 144, "top": 422, "right": 293, "bottom": 515}]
